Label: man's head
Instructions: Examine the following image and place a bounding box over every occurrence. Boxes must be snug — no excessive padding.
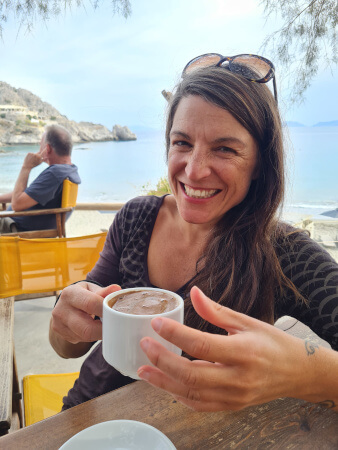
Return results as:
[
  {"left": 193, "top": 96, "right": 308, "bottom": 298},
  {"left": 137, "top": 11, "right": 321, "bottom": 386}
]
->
[{"left": 40, "top": 125, "right": 73, "bottom": 161}]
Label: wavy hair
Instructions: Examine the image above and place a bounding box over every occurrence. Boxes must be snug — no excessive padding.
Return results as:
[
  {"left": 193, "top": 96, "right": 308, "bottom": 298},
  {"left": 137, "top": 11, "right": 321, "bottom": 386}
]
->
[{"left": 165, "top": 67, "right": 292, "bottom": 330}]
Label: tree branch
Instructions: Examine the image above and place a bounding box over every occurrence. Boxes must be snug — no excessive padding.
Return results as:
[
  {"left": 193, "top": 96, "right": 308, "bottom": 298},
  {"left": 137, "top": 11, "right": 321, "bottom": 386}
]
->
[{"left": 285, "top": 0, "right": 318, "bottom": 28}]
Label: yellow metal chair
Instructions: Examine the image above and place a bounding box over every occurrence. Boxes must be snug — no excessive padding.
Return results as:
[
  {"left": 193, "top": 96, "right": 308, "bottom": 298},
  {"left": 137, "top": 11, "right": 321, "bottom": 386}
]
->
[
  {"left": 22, "top": 372, "right": 79, "bottom": 426},
  {"left": 61, "top": 179, "right": 78, "bottom": 209},
  {"left": 0, "top": 178, "right": 79, "bottom": 238},
  {"left": 0, "top": 231, "right": 107, "bottom": 433},
  {"left": 0, "top": 232, "right": 105, "bottom": 297}
]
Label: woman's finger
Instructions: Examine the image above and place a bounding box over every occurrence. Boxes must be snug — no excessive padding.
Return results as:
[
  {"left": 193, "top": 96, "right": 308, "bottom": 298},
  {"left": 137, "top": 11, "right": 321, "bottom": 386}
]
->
[
  {"left": 137, "top": 359, "right": 251, "bottom": 411},
  {"left": 61, "top": 283, "right": 120, "bottom": 318},
  {"left": 52, "top": 282, "right": 120, "bottom": 343},
  {"left": 52, "top": 305, "right": 103, "bottom": 343},
  {"left": 65, "top": 308, "right": 103, "bottom": 342},
  {"left": 150, "top": 315, "right": 259, "bottom": 364},
  {"left": 88, "top": 283, "right": 121, "bottom": 298},
  {"left": 190, "top": 286, "right": 271, "bottom": 334},
  {"left": 138, "top": 336, "right": 246, "bottom": 391}
]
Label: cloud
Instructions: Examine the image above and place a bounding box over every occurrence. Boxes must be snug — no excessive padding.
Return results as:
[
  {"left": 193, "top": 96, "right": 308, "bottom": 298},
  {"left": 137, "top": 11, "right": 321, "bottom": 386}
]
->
[{"left": 0, "top": 0, "right": 335, "bottom": 128}]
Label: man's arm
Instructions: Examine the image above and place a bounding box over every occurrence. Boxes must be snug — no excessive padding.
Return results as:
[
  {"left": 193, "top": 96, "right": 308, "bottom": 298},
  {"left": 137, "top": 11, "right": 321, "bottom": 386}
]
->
[{"left": 11, "top": 152, "right": 44, "bottom": 211}]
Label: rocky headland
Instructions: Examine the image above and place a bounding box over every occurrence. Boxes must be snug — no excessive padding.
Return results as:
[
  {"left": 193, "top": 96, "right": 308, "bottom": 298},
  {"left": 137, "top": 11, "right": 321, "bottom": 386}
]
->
[{"left": 0, "top": 81, "right": 136, "bottom": 145}]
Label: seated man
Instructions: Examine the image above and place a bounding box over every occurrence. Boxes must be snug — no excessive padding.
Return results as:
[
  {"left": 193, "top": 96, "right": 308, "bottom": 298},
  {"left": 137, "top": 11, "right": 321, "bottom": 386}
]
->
[{"left": 0, "top": 124, "right": 81, "bottom": 233}]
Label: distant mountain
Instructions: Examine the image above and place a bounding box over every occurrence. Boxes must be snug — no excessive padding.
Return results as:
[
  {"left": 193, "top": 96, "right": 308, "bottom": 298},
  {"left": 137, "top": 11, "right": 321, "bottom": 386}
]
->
[
  {"left": 312, "top": 120, "right": 338, "bottom": 127},
  {"left": 285, "top": 121, "right": 306, "bottom": 127},
  {"left": 0, "top": 81, "right": 136, "bottom": 145},
  {"left": 285, "top": 120, "right": 338, "bottom": 128}
]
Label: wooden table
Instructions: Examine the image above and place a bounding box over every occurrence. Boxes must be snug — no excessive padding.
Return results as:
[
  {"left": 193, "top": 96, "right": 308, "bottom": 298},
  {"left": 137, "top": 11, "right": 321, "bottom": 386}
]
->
[{"left": 1, "top": 381, "right": 338, "bottom": 449}]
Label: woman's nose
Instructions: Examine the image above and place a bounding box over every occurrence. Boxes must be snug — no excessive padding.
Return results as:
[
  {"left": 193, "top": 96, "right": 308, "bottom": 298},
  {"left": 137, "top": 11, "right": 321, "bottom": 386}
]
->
[{"left": 185, "top": 149, "right": 212, "bottom": 180}]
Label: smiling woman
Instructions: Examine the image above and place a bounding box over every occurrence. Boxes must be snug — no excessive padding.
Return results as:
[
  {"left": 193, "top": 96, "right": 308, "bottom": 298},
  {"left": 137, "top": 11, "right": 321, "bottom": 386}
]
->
[
  {"left": 162, "top": 66, "right": 285, "bottom": 322},
  {"left": 48, "top": 59, "right": 338, "bottom": 414},
  {"left": 167, "top": 96, "right": 259, "bottom": 226}
]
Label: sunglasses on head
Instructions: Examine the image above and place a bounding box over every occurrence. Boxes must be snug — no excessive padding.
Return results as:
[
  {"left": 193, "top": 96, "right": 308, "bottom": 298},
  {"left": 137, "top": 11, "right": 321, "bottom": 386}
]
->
[{"left": 182, "top": 53, "right": 278, "bottom": 103}]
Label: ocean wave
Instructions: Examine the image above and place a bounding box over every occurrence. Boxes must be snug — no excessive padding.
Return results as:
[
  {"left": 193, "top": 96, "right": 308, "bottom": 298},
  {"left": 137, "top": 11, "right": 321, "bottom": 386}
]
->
[
  {"left": 0, "top": 151, "right": 21, "bottom": 156},
  {"left": 286, "top": 203, "right": 338, "bottom": 210}
]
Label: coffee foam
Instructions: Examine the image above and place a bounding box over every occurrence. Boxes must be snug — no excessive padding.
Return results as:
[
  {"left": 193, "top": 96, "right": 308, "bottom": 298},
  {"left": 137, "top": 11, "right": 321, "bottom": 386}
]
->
[{"left": 109, "top": 289, "right": 178, "bottom": 315}]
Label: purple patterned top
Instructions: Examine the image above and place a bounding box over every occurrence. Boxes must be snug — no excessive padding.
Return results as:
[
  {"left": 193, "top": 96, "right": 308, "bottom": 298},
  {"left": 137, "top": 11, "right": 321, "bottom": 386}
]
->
[{"left": 62, "top": 195, "right": 338, "bottom": 410}]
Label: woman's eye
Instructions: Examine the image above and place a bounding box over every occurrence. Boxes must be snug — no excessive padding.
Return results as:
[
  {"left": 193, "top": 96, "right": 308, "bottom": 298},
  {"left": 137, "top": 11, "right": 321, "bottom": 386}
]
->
[
  {"left": 217, "top": 146, "right": 237, "bottom": 155},
  {"left": 172, "top": 140, "right": 190, "bottom": 148}
]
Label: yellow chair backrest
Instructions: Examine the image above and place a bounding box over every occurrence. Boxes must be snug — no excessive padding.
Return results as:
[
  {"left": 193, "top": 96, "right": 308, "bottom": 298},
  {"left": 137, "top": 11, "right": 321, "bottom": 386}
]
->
[
  {"left": 0, "top": 232, "right": 107, "bottom": 298},
  {"left": 23, "top": 372, "right": 79, "bottom": 426},
  {"left": 61, "top": 179, "right": 78, "bottom": 208}
]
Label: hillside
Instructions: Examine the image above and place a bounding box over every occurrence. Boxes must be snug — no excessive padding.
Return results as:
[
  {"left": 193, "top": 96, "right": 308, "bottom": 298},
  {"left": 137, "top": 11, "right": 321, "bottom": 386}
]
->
[
  {"left": 313, "top": 120, "right": 338, "bottom": 127},
  {"left": 285, "top": 121, "right": 306, "bottom": 127},
  {"left": 0, "top": 81, "right": 136, "bottom": 145}
]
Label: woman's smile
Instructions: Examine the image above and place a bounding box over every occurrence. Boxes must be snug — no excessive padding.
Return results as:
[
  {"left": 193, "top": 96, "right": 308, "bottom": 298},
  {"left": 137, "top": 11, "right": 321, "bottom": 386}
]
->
[{"left": 181, "top": 182, "right": 221, "bottom": 200}]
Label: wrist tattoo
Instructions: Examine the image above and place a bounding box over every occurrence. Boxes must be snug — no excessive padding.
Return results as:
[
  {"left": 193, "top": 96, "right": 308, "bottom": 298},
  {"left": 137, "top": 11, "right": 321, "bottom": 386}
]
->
[
  {"left": 304, "top": 339, "right": 319, "bottom": 356},
  {"left": 316, "top": 400, "right": 336, "bottom": 409}
]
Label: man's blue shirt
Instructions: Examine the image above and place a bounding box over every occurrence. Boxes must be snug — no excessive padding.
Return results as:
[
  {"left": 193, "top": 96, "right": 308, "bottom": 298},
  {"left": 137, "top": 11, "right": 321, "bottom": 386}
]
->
[{"left": 9, "top": 164, "right": 81, "bottom": 231}]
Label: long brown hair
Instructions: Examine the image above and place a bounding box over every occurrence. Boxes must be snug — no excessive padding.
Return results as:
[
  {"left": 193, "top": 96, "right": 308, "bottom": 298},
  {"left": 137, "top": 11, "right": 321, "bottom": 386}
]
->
[{"left": 166, "top": 67, "right": 291, "bottom": 331}]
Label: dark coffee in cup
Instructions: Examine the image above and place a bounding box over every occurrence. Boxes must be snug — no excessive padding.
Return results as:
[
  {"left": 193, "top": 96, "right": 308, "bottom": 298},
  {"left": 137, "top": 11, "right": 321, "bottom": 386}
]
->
[{"left": 109, "top": 289, "right": 178, "bottom": 315}]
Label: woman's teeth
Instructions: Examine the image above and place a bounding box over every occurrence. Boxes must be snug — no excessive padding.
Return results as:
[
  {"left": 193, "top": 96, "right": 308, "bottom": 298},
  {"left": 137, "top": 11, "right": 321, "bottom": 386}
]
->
[{"left": 184, "top": 185, "right": 218, "bottom": 199}]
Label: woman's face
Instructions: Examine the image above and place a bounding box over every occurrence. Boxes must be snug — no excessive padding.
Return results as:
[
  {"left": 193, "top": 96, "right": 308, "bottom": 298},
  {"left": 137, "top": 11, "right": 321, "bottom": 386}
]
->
[{"left": 168, "top": 95, "right": 259, "bottom": 227}]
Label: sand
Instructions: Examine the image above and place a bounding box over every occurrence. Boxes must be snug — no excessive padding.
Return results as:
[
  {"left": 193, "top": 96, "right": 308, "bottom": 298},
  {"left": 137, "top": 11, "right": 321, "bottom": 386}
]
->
[{"left": 66, "top": 209, "right": 117, "bottom": 237}]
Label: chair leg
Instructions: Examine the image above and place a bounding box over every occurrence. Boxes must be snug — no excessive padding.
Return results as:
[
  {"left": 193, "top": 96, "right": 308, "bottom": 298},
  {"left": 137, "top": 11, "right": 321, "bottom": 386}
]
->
[
  {"left": 12, "top": 349, "right": 23, "bottom": 429},
  {"left": 56, "top": 214, "right": 62, "bottom": 238},
  {"left": 61, "top": 212, "right": 67, "bottom": 238}
]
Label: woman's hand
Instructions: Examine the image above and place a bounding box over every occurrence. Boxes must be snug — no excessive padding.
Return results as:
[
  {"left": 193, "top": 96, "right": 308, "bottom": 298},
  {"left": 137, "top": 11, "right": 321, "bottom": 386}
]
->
[
  {"left": 138, "top": 286, "right": 337, "bottom": 412},
  {"left": 49, "top": 282, "right": 121, "bottom": 358}
]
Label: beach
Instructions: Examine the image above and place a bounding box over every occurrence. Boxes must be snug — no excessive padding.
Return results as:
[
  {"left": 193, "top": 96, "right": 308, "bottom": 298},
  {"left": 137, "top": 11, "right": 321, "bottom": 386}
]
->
[{"left": 66, "top": 208, "right": 117, "bottom": 236}]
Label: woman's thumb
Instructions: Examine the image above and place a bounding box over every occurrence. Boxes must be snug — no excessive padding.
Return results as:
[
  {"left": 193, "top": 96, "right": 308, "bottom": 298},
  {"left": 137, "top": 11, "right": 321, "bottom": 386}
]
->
[{"left": 96, "top": 284, "right": 121, "bottom": 298}]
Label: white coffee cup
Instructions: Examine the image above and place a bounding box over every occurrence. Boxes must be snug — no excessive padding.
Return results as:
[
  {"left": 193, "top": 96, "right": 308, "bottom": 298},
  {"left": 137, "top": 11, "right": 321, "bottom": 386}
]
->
[{"left": 102, "top": 287, "right": 184, "bottom": 380}]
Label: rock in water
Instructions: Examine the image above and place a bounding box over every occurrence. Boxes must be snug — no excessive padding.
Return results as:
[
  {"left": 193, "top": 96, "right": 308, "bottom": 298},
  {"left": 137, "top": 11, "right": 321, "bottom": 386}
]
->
[{"left": 112, "top": 124, "right": 137, "bottom": 141}]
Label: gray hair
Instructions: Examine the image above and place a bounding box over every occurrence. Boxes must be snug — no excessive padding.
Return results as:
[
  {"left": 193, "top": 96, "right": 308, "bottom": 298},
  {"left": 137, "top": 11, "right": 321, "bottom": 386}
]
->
[{"left": 44, "top": 124, "right": 73, "bottom": 156}]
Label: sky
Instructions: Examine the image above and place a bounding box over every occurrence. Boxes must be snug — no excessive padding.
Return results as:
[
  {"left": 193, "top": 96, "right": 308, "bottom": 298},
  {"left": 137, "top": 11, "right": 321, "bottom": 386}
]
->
[{"left": 1, "top": 0, "right": 337, "bottom": 131}]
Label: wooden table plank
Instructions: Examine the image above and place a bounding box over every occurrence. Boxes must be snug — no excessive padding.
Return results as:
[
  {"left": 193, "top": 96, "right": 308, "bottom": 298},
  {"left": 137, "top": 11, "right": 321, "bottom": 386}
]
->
[
  {"left": 1, "top": 381, "right": 337, "bottom": 449},
  {"left": 0, "top": 297, "right": 14, "bottom": 435}
]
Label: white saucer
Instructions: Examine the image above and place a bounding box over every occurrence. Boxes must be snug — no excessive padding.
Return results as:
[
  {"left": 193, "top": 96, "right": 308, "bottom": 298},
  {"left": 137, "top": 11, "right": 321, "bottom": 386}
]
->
[{"left": 59, "top": 419, "right": 176, "bottom": 449}]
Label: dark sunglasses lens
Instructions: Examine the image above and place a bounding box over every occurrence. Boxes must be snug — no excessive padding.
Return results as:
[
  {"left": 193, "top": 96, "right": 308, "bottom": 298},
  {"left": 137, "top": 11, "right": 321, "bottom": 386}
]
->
[
  {"left": 184, "top": 54, "right": 222, "bottom": 75},
  {"left": 221, "top": 55, "right": 271, "bottom": 81}
]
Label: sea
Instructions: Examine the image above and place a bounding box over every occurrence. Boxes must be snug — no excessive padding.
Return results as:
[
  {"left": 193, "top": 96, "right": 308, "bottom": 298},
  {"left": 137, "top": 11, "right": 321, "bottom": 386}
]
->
[{"left": 1, "top": 126, "right": 337, "bottom": 222}]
